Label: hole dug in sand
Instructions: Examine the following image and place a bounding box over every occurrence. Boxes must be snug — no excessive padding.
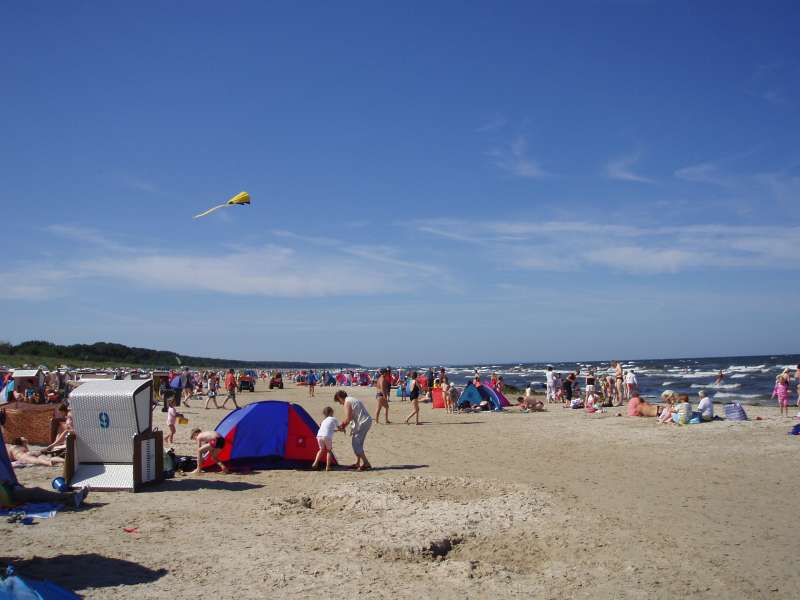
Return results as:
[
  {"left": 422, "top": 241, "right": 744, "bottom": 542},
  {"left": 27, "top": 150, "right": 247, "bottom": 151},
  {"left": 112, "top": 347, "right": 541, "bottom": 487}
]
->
[
  {"left": 425, "top": 536, "right": 464, "bottom": 559},
  {"left": 309, "top": 476, "right": 548, "bottom": 574}
]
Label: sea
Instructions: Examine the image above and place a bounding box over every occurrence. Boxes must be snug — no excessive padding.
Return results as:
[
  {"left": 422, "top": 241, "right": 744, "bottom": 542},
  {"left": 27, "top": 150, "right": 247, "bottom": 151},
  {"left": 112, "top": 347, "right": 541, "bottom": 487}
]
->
[{"left": 440, "top": 354, "right": 800, "bottom": 405}]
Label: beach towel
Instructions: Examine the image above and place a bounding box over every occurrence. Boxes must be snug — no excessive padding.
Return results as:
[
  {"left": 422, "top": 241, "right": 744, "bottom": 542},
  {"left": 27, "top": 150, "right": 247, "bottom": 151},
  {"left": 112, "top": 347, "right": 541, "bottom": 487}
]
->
[
  {"left": 723, "top": 402, "right": 748, "bottom": 421},
  {"left": 789, "top": 424, "right": 800, "bottom": 436},
  {"left": 0, "top": 502, "right": 62, "bottom": 519}
]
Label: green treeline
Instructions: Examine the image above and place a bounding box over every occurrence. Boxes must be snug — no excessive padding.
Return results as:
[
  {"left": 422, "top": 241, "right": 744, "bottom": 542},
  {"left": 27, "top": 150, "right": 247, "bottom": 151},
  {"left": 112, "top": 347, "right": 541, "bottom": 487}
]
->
[{"left": 0, "top": 340, "right": 359, "bottom": 370}]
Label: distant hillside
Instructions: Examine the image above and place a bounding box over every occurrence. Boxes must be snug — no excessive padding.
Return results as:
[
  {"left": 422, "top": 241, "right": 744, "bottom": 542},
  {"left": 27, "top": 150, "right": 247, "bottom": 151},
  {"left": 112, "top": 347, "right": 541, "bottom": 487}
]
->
[{"left": 0, "top": 340, "right": 360, "bottom": 370}]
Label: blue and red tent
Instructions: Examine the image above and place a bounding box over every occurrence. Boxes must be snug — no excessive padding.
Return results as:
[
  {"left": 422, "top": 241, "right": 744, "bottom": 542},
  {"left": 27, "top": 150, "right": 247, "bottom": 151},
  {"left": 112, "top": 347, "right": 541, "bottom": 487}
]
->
[
  {"left": 201, "top": 401, "right": 335, "bottom": 469},
  {"left": 457, "top": 382, "right": 503, "bottom": 411}
]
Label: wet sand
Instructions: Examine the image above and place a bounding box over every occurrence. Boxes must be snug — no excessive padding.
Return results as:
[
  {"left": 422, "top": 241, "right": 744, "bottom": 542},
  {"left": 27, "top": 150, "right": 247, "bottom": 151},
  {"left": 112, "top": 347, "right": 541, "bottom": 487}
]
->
[{"left": 4, "top": 382, "right": 799, "bottom": 598}]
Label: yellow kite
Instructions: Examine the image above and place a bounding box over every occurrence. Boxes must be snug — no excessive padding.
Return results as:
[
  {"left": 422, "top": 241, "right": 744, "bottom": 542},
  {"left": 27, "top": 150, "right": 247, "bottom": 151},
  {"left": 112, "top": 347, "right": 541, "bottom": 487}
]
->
[{"left": 193, "top": 191, "right": 251, "bottom": 219}]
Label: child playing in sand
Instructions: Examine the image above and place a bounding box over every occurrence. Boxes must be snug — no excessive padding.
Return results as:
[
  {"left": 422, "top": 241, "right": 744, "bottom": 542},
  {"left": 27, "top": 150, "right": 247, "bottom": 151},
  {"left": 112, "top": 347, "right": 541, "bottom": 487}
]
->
[
  {"left": 675, "top": 394, "right": 693, "bottom": 425},
  {"left": 205, "top": 373, "right": 220, "bottom": 409},
  {"left": 771, "top": 375, "right": 792, "bottom": 417},
  {"left": 585, "top": 391, "right": 598, "bottom": 414},
  {"left": 165, "top": 398, "right": 184, "bottom": 445},
  {"left": 657, "top": 394, "right": 675, "bottom": 424},
  {"left": 447, "top": 383, "right": 460, "bottom": 413},
  {"left": 190, "top": 428, "right": 230, "bottom": 474},
  {"left": 312, "top": 406, "right": 339, "bottom": 471}
]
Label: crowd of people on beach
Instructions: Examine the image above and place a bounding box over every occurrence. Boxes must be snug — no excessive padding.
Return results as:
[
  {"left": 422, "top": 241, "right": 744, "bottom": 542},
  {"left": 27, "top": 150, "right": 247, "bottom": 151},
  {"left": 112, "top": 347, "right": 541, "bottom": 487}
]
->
[{"left": 3, "top": 361, "right": 800, "bottom": 485}]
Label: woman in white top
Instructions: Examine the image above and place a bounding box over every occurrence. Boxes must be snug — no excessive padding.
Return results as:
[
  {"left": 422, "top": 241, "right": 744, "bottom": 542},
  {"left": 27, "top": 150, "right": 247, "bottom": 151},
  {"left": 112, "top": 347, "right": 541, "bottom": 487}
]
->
[
  {"left": 697, "top": 390, "right": 714, "bottom": 421},
  {"left": 334, "top": 390, "right": 373, "bottom": 471}
]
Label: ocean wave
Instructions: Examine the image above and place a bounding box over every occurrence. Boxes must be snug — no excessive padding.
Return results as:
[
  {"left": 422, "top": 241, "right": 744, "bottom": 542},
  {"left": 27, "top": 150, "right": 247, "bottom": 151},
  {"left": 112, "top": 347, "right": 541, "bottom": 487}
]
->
[
  {"left": 730, "top": 374, "right": 748, "bottom": 379},
  {"left": 690, "top": 383, "right": 741, "bottom": 390},
  {"left": 662, "top": 381, "right": 676, "bottom": 386},
  {"left": 667, "top": 371, "right": 721, "bottom": 379},
  {"left": 728, "top": 365, "right": 766, "bottom": 372},
  {"left": 713, "top": 392, "right": 762, "bottom": 399}
]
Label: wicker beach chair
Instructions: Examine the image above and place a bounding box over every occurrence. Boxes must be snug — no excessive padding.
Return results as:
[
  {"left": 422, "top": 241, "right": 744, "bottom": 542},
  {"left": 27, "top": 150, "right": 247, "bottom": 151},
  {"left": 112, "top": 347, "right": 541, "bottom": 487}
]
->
[
  {"left": 0, "top": 402, "right": 59, "bottom": 446},
  {"left": 64, "top": 380, "right": 163, "bottom": 491}
]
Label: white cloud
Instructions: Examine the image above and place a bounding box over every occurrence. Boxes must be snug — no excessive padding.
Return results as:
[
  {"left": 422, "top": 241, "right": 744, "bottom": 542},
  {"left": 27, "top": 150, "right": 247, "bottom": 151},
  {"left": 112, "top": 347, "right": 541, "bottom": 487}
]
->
[
  {"left": 475, "top": 114, "right": 508, "bottom": 133},
  {"left": 5, "top": 227, "right": 454, "bottom": 300},
  {"left": 490, "top": 135, "right": 548, "bottom": 179},
  {"left": 121, "top": 175, "right": 159, "bottom": 194},
  {"left": 673, "top": 162, "right": 735, "bottom": 187},
  {"left": 605, "top": 153, "right": 654, "bottom": 183},
  {"left": 419, "top": 219, "right": 800, "bottom": 275},
  {"left": 45, "top": 224, "right": 139, "bottom": 253},
  {"left": 76, "top": 245, "right": 402, "bottom": 297},
  {"left": 755, "top": 171, "right": 800, "bottom": 204}
]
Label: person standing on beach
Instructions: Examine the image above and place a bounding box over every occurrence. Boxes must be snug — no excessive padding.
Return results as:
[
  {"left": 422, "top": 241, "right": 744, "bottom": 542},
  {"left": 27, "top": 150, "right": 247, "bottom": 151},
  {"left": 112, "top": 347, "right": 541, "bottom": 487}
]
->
[
  {"left": 562, "top": 372, "right": 575, "bottom": 405},
  {"left": 375, "top": 368, "right": 391, "bottom": 424},
  {"left": 182, "top": 368, "right": 193, "bottom": 408},
  {"left": 795, "top": 365, "right": 800, "bottom": 404},
  {"left": 222, "top": 369, "right": 239, "bottom": 409},
  {"left": 405, "top": 372, "right": 421, "bottom": 425},
  {"left": 585, "top": 370, "right": 596, "bottom": 403},
  {"left": 307, "top": 370, "right": 317, "bottom": 398},
  {"left": 545, "top": 366, "right": 555, "bottom": 402},
  {"left": 613, "top": 361, "right": 624, "bottom": 406},
  {"left": 552, "top": 371, "right": 563, "bottom": 403},
  {"left": 205, "top": 372, "right": 220, "bottom": 409},
  {"left": 771, "top": 374, "right": 792, "bottom": 417},
  {"left": 334, "top": 391, "right": 372, "bottom": 470},
  {"left": 625, "top": 370, "right": 638, "bottom": 398}
]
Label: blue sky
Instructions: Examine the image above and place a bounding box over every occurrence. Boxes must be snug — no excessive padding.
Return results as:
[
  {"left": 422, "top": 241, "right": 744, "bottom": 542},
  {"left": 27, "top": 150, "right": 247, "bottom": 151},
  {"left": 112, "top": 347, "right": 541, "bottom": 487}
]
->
[{"left": 1, "top": 2, "right": 799, "bottom": 365}]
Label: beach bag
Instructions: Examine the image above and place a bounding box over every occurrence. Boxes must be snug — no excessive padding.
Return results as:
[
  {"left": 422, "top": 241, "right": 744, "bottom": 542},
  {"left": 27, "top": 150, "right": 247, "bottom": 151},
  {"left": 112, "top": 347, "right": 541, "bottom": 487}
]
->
[
  {"left": 175, "top": 456, "right": 197, "bottom": 472},
  {"left": 724, "top": 402, "right": 748, "bottom": 421},
  {"left": 163, "top": 449, "right": 177, "bottom": 478}
]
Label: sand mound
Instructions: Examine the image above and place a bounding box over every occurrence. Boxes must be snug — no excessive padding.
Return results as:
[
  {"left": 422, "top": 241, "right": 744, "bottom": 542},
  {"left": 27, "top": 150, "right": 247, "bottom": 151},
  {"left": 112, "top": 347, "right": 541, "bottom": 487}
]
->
[{"left": 269, "top": 475, "right": 548, "bottom": 575}]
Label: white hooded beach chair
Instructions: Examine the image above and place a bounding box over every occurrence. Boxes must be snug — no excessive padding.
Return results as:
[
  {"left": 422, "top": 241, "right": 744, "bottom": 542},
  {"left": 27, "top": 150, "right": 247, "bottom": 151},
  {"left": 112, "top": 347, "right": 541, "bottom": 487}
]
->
[{"left": 64, "top": 379, "right": 163, "bottom": 491}]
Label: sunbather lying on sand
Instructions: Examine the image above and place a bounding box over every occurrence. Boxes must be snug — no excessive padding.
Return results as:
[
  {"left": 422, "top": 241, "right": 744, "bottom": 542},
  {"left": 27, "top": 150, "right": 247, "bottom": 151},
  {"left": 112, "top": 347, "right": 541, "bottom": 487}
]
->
[
  {"left": 7, "top": 437, "right": 65, "bottom": 466},
  {"left": 517, "top": 396, "right": 545, "bottom": 412},
  {"left": 627, "top": 393, "right": 660, "bottom": 417}
]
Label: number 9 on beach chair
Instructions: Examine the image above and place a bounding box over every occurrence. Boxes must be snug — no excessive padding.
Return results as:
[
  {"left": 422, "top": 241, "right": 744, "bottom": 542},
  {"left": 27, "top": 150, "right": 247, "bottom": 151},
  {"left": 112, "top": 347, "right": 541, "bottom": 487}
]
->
[{"left": 64, "top": 380, "right": 163, "bottom": 491}]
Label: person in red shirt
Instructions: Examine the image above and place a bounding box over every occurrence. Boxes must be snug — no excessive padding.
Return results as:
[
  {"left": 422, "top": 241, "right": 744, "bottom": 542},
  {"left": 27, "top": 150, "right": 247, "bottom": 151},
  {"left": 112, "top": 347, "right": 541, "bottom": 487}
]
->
[{"left": 222, "top": 369, "right": 239, "bottom": 409}]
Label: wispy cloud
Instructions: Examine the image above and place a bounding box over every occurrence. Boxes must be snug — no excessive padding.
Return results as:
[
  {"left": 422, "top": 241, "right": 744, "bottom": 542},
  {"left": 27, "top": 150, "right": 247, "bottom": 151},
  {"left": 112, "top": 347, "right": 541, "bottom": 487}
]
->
[
  {"left": 750, "top": 60, "right": 793, "bottom": 107},
  {"left": 419, "top": 219, "right": 800, "bottom": 275},
  {"left": 605, "top": 152, "right": 654, "bottom": 183},
  {"left": 755, "top": 169, "right": 800, "bottom": 204},
  {"left": 489, "top": 135, "right": 547, "bottom": 179},
  {"left": 0, "top": 268, "right": 75, "bottom": 300},
  {"left": 76, "top": 245, "right": 403, "bottom": 297},
  {"left": 273, "top": 229, "right": 458, "bottom": 289},
  {"left": 6, "top": 228, "right": 455, "bottom": 301},
  {"left": 673, "top": 161, "right": 736, "bottom": 187},
  {"left": 475, "top": 113, "right": 507, "bottom": 133},
  {"left": 121, "top": 175, "right": 160, "bottom": 194},
  {"left": 45, "top": 224, "right": 140, "bottom": 253}
]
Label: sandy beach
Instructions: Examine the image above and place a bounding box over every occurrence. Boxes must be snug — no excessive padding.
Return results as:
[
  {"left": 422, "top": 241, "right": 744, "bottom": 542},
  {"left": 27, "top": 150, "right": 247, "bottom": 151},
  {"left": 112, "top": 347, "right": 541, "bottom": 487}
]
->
[{"left": 4, "top": 381, "right": 799, "bottom": 599}]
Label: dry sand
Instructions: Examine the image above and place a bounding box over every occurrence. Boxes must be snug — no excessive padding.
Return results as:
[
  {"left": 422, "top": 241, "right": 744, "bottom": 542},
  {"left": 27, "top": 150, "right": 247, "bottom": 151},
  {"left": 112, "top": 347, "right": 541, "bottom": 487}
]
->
[{"left": 4, "top": 382, "right": 799, "bottom": 599}]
